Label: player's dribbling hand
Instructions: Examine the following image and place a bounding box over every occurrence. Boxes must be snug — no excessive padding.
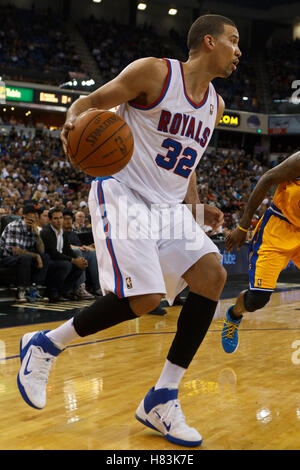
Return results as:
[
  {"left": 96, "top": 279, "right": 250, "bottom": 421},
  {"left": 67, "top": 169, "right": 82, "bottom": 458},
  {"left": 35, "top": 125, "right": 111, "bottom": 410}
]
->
[
  {"left": 60, "top": 108, "right": 99, "bottom": 156},
  {"left": 60, "top": 118, "right": 77, "bottom": 156},
  {"left": 225, "top": 228, "right": 247, "bottom": 252}
]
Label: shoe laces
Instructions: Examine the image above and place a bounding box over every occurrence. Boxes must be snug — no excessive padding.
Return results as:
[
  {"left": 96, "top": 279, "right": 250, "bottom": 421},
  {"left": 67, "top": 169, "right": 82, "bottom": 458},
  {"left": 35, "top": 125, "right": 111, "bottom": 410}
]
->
[
  {"left": 157, "top": 399, "right": 187, "bottom": 427},
  {"left": 218, "top": 320, "right": 239, "bottom": 339},
  {"left": 30, "top": 347, "right": 56, "bottom": 384}
]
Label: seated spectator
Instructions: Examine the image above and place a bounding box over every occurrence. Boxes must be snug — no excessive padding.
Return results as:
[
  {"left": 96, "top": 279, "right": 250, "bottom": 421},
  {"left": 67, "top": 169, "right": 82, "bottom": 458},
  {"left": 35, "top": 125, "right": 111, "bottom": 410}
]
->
[
  {"left": 40, "top": 207, "right": 88, "bottom": 302},
  {"left": 14, "top": 206, "right": 23, "bottom": 217},
  {"left": 63, "top": 209, "right": 101, "bottom": 297},
  {"left": 72, "top": 209, "right": 94, "bottom": 245},
  {"left": 73, "top": 210, "right": 89, "bottom": 233},
  {"left": 0, "top": 204, "right": 49, "bottom": 302},
  {"left": 37, "top": 206, "right": 49, "bottom": 233}
]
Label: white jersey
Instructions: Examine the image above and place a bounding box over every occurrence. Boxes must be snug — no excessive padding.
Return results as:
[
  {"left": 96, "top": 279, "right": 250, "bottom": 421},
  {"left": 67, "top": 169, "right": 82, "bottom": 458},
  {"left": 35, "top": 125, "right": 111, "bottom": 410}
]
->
[{"left": 115, "top": 58, "right": 219, "bottom": 205}]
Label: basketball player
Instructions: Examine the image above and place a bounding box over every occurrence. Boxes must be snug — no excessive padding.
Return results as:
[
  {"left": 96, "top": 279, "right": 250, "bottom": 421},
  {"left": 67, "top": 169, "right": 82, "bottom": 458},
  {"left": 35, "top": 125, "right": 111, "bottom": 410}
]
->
[
  {"left": 221, "top": 151, "right": 300, "bottom": 353},
  {"left": 17, "top": 15, "right": 241, "bottom": 447}
]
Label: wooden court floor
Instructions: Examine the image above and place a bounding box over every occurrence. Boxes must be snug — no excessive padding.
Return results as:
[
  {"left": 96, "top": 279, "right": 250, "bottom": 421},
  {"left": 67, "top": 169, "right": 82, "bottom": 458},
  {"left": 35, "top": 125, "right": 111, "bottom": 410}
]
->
[{"left": 1, "top": 289, "right": 300, "bottom": 450}]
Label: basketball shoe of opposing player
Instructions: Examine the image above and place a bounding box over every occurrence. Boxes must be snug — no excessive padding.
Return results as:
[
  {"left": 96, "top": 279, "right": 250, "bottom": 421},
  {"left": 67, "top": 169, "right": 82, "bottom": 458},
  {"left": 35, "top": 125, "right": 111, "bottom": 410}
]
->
[
  {"left": 221, "top": 306, "right": 243, "bottom": 353},
  {"left": 135, "top": 385, "right": 202, "bottom": 447},
  {"left": 17, "top": 330, "right": 64, "bottom": 409}
]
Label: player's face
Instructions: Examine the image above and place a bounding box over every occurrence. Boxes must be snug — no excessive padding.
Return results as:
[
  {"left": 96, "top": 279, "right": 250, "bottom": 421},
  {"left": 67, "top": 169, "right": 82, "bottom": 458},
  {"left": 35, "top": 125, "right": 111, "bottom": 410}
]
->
[{"left": 213, "top": 25, "right": 242, "bottom": 78}]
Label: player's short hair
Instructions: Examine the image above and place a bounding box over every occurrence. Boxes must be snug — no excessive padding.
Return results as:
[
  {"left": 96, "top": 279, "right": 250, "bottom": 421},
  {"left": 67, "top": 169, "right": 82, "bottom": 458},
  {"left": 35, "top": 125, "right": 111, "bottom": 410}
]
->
[{"left": 187, "top": 14, "right": 237, "bottom": 52}]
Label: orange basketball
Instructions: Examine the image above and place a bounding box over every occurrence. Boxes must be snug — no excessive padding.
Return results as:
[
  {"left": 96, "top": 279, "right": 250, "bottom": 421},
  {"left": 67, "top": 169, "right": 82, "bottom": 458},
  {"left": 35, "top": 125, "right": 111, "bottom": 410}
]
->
[{"left": 67, "top": 109, "right": 134, "bottom": 177}]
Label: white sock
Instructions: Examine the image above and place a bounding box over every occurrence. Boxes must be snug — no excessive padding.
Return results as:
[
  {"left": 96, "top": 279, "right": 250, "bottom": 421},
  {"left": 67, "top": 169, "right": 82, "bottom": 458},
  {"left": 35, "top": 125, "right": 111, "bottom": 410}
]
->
[
  {"left": 155, "top": 359, "right": 186, "bottom": 390},
  {"left": 46, "top": 318, "right": 80, "bottom": 349}
]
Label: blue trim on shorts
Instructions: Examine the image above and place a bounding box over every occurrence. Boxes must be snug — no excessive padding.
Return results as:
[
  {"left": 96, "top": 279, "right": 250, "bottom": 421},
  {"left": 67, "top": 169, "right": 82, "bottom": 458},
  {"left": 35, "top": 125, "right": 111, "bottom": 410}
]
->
[
  {"left": 95, "top": 176, "right": 114, "bottom": 182},
  {"left": 96, "top": 179, "right": 125, "bottom": 298}
]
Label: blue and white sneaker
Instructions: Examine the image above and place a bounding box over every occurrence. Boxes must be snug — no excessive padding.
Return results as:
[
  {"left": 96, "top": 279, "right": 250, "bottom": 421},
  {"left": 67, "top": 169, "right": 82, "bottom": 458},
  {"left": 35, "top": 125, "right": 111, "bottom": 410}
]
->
[
  {"left": 221, "top": 306, "right": 243, "bottom": 353},
  {"left": 17, "top": 330, "right": 64, "bottom": 409},
  {"left": 135, "top": 385, "right": 202, "bottom": 447}
]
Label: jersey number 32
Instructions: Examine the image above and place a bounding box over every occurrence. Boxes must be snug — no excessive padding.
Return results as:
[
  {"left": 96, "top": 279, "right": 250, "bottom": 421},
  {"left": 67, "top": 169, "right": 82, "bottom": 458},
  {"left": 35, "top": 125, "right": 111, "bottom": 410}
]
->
[{"left": 155, "top": 138, "right": 197, "bottom": 179}]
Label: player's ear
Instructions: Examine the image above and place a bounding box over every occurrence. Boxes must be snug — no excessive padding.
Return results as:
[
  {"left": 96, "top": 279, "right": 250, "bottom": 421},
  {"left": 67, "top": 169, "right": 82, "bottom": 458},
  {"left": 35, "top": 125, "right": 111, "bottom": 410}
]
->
[{"left": 203, "top": 34, "right": 215, "bottom": 50}]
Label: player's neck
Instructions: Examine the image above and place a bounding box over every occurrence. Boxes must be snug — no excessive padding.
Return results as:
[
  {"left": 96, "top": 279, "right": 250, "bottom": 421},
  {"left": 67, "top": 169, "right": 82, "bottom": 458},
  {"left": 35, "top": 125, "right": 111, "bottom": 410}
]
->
[{"left": 181, "top": 55, "right": 216, "bottom": 99}]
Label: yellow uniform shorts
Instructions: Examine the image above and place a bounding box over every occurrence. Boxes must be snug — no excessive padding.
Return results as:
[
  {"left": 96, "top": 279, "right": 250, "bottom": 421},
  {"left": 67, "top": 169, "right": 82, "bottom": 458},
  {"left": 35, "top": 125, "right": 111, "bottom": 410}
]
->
[{"left": 248, "top": 203, "right": 300, "bottom": 291}]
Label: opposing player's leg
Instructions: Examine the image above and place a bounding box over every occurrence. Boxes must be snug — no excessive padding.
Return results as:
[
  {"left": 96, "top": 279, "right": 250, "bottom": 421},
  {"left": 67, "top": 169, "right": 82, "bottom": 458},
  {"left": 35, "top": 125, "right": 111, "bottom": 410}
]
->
[
  {"left": 222, "top": 213, "right": 292, "bottom": 353},
  {"left": 221, "top": 289, "right": 272, "bottom": 353}
]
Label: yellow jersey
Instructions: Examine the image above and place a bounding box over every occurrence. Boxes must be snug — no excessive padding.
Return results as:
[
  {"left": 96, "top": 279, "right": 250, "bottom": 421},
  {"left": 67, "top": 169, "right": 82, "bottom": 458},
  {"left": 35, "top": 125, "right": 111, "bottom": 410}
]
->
[{"left": 272, "top": 178, "right": 300, "bottom": 228}]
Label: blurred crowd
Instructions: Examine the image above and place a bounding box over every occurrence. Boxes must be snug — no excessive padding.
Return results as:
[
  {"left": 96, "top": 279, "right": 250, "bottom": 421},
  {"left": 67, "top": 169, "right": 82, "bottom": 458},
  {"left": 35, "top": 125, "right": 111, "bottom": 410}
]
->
[
  {"left": 266, "top": 38, "right": 300, "bottom": 105},
  {"left": 0, "top": 127, "right": 98, "bottom": 302},
  {"left": 78, "top": 17, "right": 173, "bottom": 83},
  {"left": 195, "top": 148, "right": 271, "bottom": 240},
  {"left": 212, "top": 59, "right": 261, "bottom": 113},
  {"left": 0, "top": 4, "right": 84, "bottom": 85},
  {"left": 0, "top": 127, "right": 91, "bottom": 213}
]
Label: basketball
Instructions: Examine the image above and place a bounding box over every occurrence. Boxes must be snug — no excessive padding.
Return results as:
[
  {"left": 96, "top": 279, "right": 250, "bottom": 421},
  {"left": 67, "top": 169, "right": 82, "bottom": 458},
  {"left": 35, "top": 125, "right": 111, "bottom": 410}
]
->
[{"left": 67, "top": 109, "right": 134, "bottom": 177}]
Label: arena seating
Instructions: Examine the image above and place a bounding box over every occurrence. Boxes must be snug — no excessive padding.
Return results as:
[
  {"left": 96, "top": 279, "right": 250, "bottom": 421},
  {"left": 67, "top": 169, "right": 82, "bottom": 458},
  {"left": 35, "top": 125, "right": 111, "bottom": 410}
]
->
[
  {"left": 0, "top": 4, "right": 84, "bottom": 85},
  {"left": 266, "top": 38, "right": 300, "bottom": 111}
]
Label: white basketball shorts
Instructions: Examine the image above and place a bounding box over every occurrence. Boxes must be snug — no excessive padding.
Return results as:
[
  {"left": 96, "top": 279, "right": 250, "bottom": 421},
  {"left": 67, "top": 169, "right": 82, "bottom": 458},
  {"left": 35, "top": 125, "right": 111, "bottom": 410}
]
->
[{"left": 88, "top": 177, "right": 221, "bottom": 305}]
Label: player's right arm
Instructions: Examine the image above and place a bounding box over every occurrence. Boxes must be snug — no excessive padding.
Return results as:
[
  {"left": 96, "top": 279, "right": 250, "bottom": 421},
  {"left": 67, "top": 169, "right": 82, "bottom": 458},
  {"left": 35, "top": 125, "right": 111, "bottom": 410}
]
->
[
  {"left": 226, "top": 150, "right": 300, "bottom": 251},
  {"left": 60, "top": 58, "right": 169, "bottom": 155}
]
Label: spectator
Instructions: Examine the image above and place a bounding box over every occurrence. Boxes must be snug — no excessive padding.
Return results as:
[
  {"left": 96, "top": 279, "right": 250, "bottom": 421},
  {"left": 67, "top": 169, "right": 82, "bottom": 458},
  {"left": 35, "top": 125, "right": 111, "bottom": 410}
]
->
[
  {"left": 73, "top": 210, "right": 89, "bottom": 233},
  {"left": 0, "top": 204, "right": 49, "bottom": 302},
  {"left": 40, "top": 207, "right": 88, "bottom": 302},
  {"left": 37, "top": 206, "right": 49, "bottom": 233},
  {"left": 63, "top": 209, "right": 101, "bottom": 297},
  {"left": 72, "top": 209, "right": 94, "bottom": 246}
]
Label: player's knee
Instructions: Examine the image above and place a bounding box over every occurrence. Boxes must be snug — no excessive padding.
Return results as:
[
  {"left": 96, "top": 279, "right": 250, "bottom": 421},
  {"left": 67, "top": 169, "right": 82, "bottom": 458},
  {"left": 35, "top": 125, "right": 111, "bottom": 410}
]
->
[
  {"left": 244, "top": 290, "right": 272, "bottom": 312},
  {"left": 129, "top": 293, "right": 163, "bottom": 316},
  {"left": 216, "top": 264, "right": 227, "bottom": 288},
  {"left": 202, "top": 263, "right": 227, "bottom": 292},
  {"left": 186, "top": 257, "right": 227, "bottom": 295}
]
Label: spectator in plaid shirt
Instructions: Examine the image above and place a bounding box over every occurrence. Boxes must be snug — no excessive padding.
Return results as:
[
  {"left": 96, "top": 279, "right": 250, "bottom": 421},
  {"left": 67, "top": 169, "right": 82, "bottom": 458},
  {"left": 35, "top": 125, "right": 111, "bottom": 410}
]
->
[{"left": 0, "top": 205, "right": 50, "bottom": 302}]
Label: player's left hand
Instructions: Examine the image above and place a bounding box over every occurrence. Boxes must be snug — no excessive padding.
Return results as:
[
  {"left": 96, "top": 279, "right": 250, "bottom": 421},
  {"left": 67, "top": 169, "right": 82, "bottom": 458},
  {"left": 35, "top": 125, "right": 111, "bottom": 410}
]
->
[
  {"left": 60, "top": 108, "right": 99, "bottom": 157},
  {"left": 204, "top": 204, "right": 224, "bottom": 231},
  {"left": 60, "top": 118, "right": 76, "bottom": 156}
]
